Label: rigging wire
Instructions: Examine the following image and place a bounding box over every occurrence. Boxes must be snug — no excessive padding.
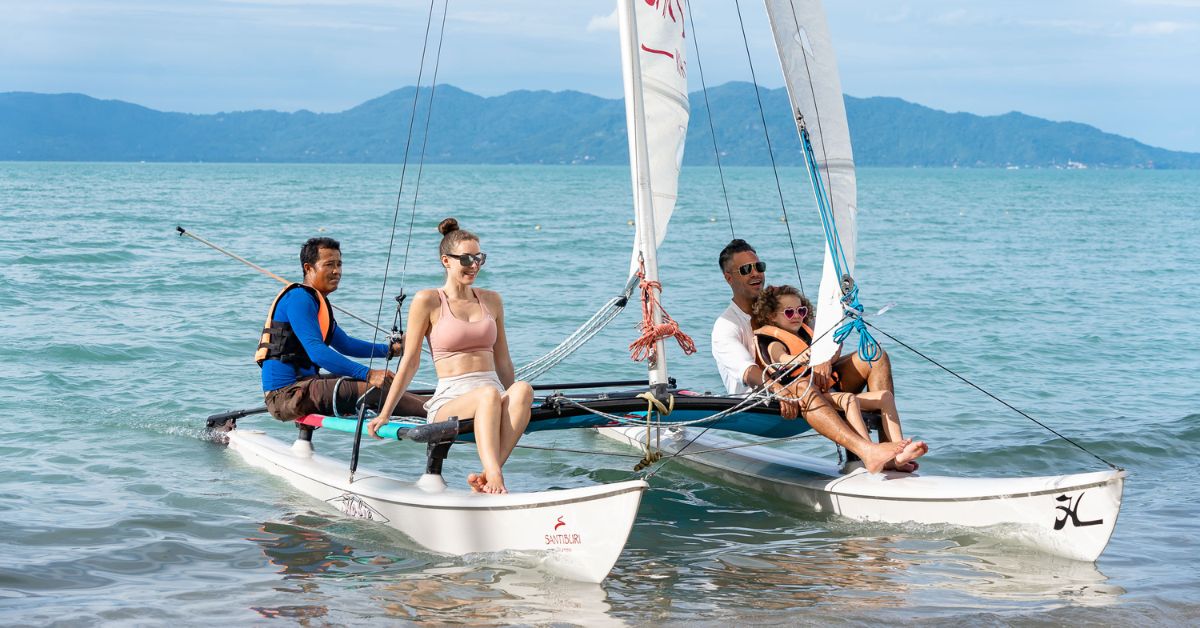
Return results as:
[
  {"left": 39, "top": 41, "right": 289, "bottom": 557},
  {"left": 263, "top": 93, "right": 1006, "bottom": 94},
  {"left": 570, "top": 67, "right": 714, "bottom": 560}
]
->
[
  {"left": 684, "top": 2, "right": 734, "bottom": 239},
  {"left": 731, "top": 0, "right": 804, "bottom": 297},
  {"left": 174, "top": 226, "right": 390, "bottom": 334},
  {"left": 864, "top": 320, "right": 1122, "bottom": 471},
  {"left": 367, "top": 0, "right": 444, "bottom": 372},
  {"left": 399, "top": 0, "right": 451, "bottom": 299}
]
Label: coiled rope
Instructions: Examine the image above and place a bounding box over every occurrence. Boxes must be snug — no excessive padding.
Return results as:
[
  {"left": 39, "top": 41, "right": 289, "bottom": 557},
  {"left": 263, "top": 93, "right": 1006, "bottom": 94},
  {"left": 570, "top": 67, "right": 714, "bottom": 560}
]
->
[{"left": 629, "top": 258, "right": 696, "bottom": 363}]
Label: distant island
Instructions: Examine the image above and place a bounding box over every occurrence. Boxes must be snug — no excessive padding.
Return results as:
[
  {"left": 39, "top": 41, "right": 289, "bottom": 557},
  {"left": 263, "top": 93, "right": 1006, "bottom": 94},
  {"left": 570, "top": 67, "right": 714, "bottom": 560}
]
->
[{"left": 2, "top": 82, "right": 1197, "bottom": 168}]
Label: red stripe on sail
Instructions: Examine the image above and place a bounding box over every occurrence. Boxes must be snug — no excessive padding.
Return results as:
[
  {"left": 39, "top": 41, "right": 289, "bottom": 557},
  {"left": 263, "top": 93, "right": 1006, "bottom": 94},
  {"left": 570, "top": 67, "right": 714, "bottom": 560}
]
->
[{"left": 640, "top": 44, "right": 674, "bottom": 59}]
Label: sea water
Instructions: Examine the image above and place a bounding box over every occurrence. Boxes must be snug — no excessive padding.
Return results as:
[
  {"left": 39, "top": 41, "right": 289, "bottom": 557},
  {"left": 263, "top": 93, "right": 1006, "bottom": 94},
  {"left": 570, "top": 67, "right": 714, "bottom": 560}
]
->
[{"left": 1, "top": 163, "right": 1197, "bottom": 625}]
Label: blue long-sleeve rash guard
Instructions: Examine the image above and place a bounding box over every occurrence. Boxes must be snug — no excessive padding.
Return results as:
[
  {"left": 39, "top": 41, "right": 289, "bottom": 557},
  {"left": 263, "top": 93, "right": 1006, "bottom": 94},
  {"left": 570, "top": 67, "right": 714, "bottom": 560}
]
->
[{"left": 261, "top": 288, "right": 389, "bottom": 392}]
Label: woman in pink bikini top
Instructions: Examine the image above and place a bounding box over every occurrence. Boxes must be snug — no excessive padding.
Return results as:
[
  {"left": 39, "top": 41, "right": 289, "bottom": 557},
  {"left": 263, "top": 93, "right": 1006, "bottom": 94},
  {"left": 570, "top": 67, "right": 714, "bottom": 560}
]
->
[
  {"left": 370, "top": 217, "right": 532, "bottom": 495},
  {"left": 427, "top": 288, "right": 498, "bottom": 362}
]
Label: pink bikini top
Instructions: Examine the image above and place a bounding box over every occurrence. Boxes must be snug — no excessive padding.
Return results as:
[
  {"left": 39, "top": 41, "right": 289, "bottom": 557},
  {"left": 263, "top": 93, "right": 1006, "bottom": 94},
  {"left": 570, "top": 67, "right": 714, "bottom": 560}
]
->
[{"left": 428, "top": 289, "right": 497, "bottom": 362}]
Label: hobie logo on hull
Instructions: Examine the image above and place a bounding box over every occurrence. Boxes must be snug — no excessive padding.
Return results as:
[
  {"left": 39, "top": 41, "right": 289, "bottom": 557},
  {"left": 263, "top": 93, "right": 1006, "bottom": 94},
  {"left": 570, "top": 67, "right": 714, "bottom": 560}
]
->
[
  {"left": 328, "top": 493, "right": 389, "bottom": 523},
  {"left": 1053, "top": 492, "right": 1102, "bottom": 530}
]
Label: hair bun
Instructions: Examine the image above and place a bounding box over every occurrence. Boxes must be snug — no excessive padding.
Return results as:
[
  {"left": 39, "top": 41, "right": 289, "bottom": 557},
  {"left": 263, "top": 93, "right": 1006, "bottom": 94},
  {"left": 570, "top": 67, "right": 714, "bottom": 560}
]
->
[{"left": 437, "top": 217, "right": 460, "bottom": 236}]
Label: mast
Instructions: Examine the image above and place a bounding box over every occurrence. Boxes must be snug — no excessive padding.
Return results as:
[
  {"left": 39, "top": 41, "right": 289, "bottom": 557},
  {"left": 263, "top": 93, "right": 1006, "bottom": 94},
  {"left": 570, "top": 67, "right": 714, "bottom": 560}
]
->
[{"left": 618, "top": 0, "right": 668, "bottom": 390}]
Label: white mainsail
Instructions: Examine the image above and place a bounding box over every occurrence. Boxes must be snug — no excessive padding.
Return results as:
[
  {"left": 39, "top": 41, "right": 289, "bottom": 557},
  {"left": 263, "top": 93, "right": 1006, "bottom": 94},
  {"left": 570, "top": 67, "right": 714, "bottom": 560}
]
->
[
  {"left": 617, "top": 0, "right": 690, "bottom": 386},
  {"left": 618, "top": 0, "right": 689, "bottom": 279},
  {"left": 764, "top": 0, "right": 857, "bottom": 365}
]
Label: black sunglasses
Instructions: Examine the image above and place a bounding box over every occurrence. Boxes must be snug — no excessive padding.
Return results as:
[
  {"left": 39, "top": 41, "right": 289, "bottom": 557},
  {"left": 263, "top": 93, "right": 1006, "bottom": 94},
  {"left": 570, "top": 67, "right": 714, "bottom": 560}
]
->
[
  {"left": 735, "top": 261, "right": 766, "bottom": 276},
  {"left": 447, "top": 252, "right": 487, "bottom": 267}
]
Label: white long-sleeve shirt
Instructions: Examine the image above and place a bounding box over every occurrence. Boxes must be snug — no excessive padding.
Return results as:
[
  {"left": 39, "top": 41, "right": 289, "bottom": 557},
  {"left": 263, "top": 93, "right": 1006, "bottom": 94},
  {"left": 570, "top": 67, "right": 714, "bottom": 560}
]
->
[{"left": 711, "top": 301, "right": 756, "bottom": 395}]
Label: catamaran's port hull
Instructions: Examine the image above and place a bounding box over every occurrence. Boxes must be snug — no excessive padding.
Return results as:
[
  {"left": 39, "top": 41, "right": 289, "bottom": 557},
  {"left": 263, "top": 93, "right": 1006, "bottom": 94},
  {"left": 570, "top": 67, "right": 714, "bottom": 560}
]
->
[
  {"left": 600, "top": 426, "right": 1124, "bottom": 562},
  {"left": 227, "top": 429, "right": 645, "bottom": 583}
]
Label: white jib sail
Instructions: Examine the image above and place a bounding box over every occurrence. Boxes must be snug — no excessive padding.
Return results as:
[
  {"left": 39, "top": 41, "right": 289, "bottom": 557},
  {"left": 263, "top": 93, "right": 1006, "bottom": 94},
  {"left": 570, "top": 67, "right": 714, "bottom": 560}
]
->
[
  {"left": 618, "top": 0, "right": 690, "bottom": 282},
  {"left": 764, "top": 0, "right": 857, "bottom": 366}
]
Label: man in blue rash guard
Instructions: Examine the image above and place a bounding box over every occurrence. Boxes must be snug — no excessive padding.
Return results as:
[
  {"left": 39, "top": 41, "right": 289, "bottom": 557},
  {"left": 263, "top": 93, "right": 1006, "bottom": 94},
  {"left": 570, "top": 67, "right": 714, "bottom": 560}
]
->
[{"left": 258, "top": 237, "right": 427, "bottom": 422}]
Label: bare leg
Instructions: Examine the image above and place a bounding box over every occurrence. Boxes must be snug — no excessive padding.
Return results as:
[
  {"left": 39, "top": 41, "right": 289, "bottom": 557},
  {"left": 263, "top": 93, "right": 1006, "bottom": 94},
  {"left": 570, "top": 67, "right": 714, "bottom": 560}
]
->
[
  {"left": 857, "top": 389, "right": 926, "bottom": 471},
  {"left": 497, "top": 381, "right": 533, "bottom": 466},
  {"left": 863, "top": 348, "right": 895, "bottom": 398},
  {"left": 835, "top": 348, "right": 896, "bottom": 401},
  {"left": 798, "top": 389, "right": 906, "bottom": 474},
  {"left": 435, "top": 386, "right": 506, "bottom": 493},
  {"left": 829, "top": 392, "right": 870, "bottom": 439},
  {"left": 856, "top": 390, "right": 901, "bottom": 442}
]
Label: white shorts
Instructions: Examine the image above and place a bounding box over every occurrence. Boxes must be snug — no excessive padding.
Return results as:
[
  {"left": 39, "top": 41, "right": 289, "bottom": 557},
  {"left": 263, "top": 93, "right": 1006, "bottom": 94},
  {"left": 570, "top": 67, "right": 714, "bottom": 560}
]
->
[{"left": 423, "top": 371, "right": 507, "bottom": 421}]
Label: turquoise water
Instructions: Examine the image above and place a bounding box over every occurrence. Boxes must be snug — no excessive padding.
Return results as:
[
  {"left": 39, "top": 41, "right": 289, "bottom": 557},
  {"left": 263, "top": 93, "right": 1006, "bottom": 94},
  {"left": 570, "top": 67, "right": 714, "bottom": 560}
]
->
[{"left": 1, "top": 162, "right": 1198, "bottom": 624}]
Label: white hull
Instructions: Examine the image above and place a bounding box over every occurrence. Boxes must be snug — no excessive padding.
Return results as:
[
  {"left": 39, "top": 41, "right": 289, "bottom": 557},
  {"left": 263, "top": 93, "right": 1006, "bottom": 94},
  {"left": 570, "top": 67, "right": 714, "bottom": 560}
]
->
[
  {"left": 600, "top": 426, "right": 1123, "bottom": 562},
  {"left": 228, "top": 429, "right": 646, "bottom": 583}
]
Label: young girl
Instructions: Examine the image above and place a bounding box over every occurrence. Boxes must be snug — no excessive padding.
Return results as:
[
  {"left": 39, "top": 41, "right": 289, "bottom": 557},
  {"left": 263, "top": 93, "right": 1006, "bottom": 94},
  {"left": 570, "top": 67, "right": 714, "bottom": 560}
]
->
[
  {"left": 369, "top": 218, "right": 533, "bottom": 493},
  {"left": 751, "top": 285, "right": 919, "bottom": 472}
]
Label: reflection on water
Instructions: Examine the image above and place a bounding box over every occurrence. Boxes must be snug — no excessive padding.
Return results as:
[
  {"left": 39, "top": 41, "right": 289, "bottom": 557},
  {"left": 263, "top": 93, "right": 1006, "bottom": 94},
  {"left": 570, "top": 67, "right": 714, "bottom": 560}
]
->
[
  {"left": 377, "top": 568, "right": 617, "bottom": 626},
  {"left": 916, "top": 536, "right": 1124, "bottom": 604},
  {"left": 252, "top": 515, "right": 355, "bottom": 578},
  {"left": 607, "top": 535, "right": 913, "bottom": 620},
  {"left": 824, "top": 518, "right": 1123, "bottom": 606},
  {"left": 245, "top": 512, "right": 618, "bottom": 625}
]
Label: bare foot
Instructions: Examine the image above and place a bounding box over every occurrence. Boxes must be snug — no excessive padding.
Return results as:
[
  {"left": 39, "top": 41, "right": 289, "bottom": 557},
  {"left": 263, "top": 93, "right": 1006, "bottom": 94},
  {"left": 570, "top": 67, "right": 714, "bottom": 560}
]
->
[
  {"left": 860, "top": 439, "right": 909, "bottom": 474},
  {"left": 894, "top": 440, "right": 928, "bottom": 468},
  {"left": 482, "top": 469, "right": 507, "bottom": 494},
  {"left": 467, "top": 472, "right": 487, "bottom": 492}
]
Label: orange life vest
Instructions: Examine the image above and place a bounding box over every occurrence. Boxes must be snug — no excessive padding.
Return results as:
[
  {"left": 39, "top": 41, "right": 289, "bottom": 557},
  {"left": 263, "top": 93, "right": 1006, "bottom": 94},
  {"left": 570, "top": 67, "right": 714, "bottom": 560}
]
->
[
  {"left": 754, "top": 324, "right": 840, "bottom": 389},
  {"left": 754, "top": 323, "right": 816, "bottom": 385},
  {"left": 254, "top": 283, "right": 335, "bottom": 369}
]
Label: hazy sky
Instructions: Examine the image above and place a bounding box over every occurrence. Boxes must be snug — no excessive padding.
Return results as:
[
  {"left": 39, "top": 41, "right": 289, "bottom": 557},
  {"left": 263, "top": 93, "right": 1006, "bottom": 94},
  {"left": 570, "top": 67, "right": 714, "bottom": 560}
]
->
[{"left": 4, "top": 0, "right": 1198, "bottom": 151}]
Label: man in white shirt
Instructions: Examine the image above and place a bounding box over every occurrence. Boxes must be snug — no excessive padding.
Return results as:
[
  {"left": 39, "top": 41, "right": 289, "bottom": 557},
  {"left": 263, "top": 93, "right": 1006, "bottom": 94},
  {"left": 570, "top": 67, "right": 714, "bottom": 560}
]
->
[{"left": 710, "top": 239, "right": 920, "bottom": 473}]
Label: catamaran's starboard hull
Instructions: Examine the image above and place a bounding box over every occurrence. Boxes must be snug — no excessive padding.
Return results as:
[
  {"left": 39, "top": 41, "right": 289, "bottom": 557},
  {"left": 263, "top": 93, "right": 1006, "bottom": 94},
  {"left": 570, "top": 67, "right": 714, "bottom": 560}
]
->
[
  {"left": 600, "top": 426, "right": 1123, "bottom": 562},
  {"left": 227, "top": 429, "right": 646, "bottom": 583}
]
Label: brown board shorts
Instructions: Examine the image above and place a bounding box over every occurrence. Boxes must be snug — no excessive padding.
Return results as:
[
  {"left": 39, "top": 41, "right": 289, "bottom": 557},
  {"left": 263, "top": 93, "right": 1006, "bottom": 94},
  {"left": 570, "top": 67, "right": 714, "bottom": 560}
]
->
[{"left": 264, "top": 375, "right": 382, "bottom": 422}]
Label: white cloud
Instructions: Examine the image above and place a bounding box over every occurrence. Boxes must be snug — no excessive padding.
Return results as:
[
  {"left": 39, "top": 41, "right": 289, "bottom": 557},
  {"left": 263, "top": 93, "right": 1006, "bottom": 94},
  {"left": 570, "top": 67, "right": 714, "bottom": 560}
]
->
[
  {"left": 278, "top": 19, "right": 397, "bottom": 32},
  {"left": 1021, "top": 19, "right": 1114, "bottom": 36},
  {"left": 1131, "top": 20, "right": 1197, "bottom": 34},
  {"left": 930, "top": 9, "right": 991, "bottom": 27},
  {"left": 586, "top": 8, "right": 618, "bottom": 33}
]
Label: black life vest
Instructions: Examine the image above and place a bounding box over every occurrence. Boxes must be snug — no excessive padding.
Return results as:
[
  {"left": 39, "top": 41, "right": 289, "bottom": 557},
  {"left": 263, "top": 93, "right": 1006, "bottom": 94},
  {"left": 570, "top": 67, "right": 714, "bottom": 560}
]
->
[{"left": 255, "top": 283, "right": 336, "bottom": 370}]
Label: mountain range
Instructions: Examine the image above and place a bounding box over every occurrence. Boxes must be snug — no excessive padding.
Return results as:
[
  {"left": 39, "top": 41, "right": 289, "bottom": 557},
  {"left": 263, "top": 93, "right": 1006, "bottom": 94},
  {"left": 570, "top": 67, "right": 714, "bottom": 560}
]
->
[{"left": 2, "top": 82, "right": 1196, "bottom": 168}]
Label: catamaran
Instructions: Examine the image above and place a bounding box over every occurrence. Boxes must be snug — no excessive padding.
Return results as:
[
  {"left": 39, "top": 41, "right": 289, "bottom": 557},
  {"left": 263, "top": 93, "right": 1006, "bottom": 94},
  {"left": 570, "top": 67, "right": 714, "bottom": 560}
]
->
[
  {"left": 591, "top": 0, "right": 1124, "bottom": 563},
  {"left": 199, "top": 0, "right": 1124, "bottom": 582}
]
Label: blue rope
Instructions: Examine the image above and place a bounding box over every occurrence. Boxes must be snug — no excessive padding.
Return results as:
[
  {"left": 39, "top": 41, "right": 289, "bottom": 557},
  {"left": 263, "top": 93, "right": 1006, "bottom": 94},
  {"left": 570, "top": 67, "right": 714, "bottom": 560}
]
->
[
  {"left": 832, "top": 285, "right": 880, "bottom": 362},
  {"left": 799, "top": 126, "right": 879, "bottom": 362}
]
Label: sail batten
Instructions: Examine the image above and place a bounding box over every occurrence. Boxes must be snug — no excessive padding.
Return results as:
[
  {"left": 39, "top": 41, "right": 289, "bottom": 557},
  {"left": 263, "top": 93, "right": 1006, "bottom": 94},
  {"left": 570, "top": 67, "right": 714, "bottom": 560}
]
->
[{"left": 764, "top": 0, "right": 857, "bottom": 366}]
